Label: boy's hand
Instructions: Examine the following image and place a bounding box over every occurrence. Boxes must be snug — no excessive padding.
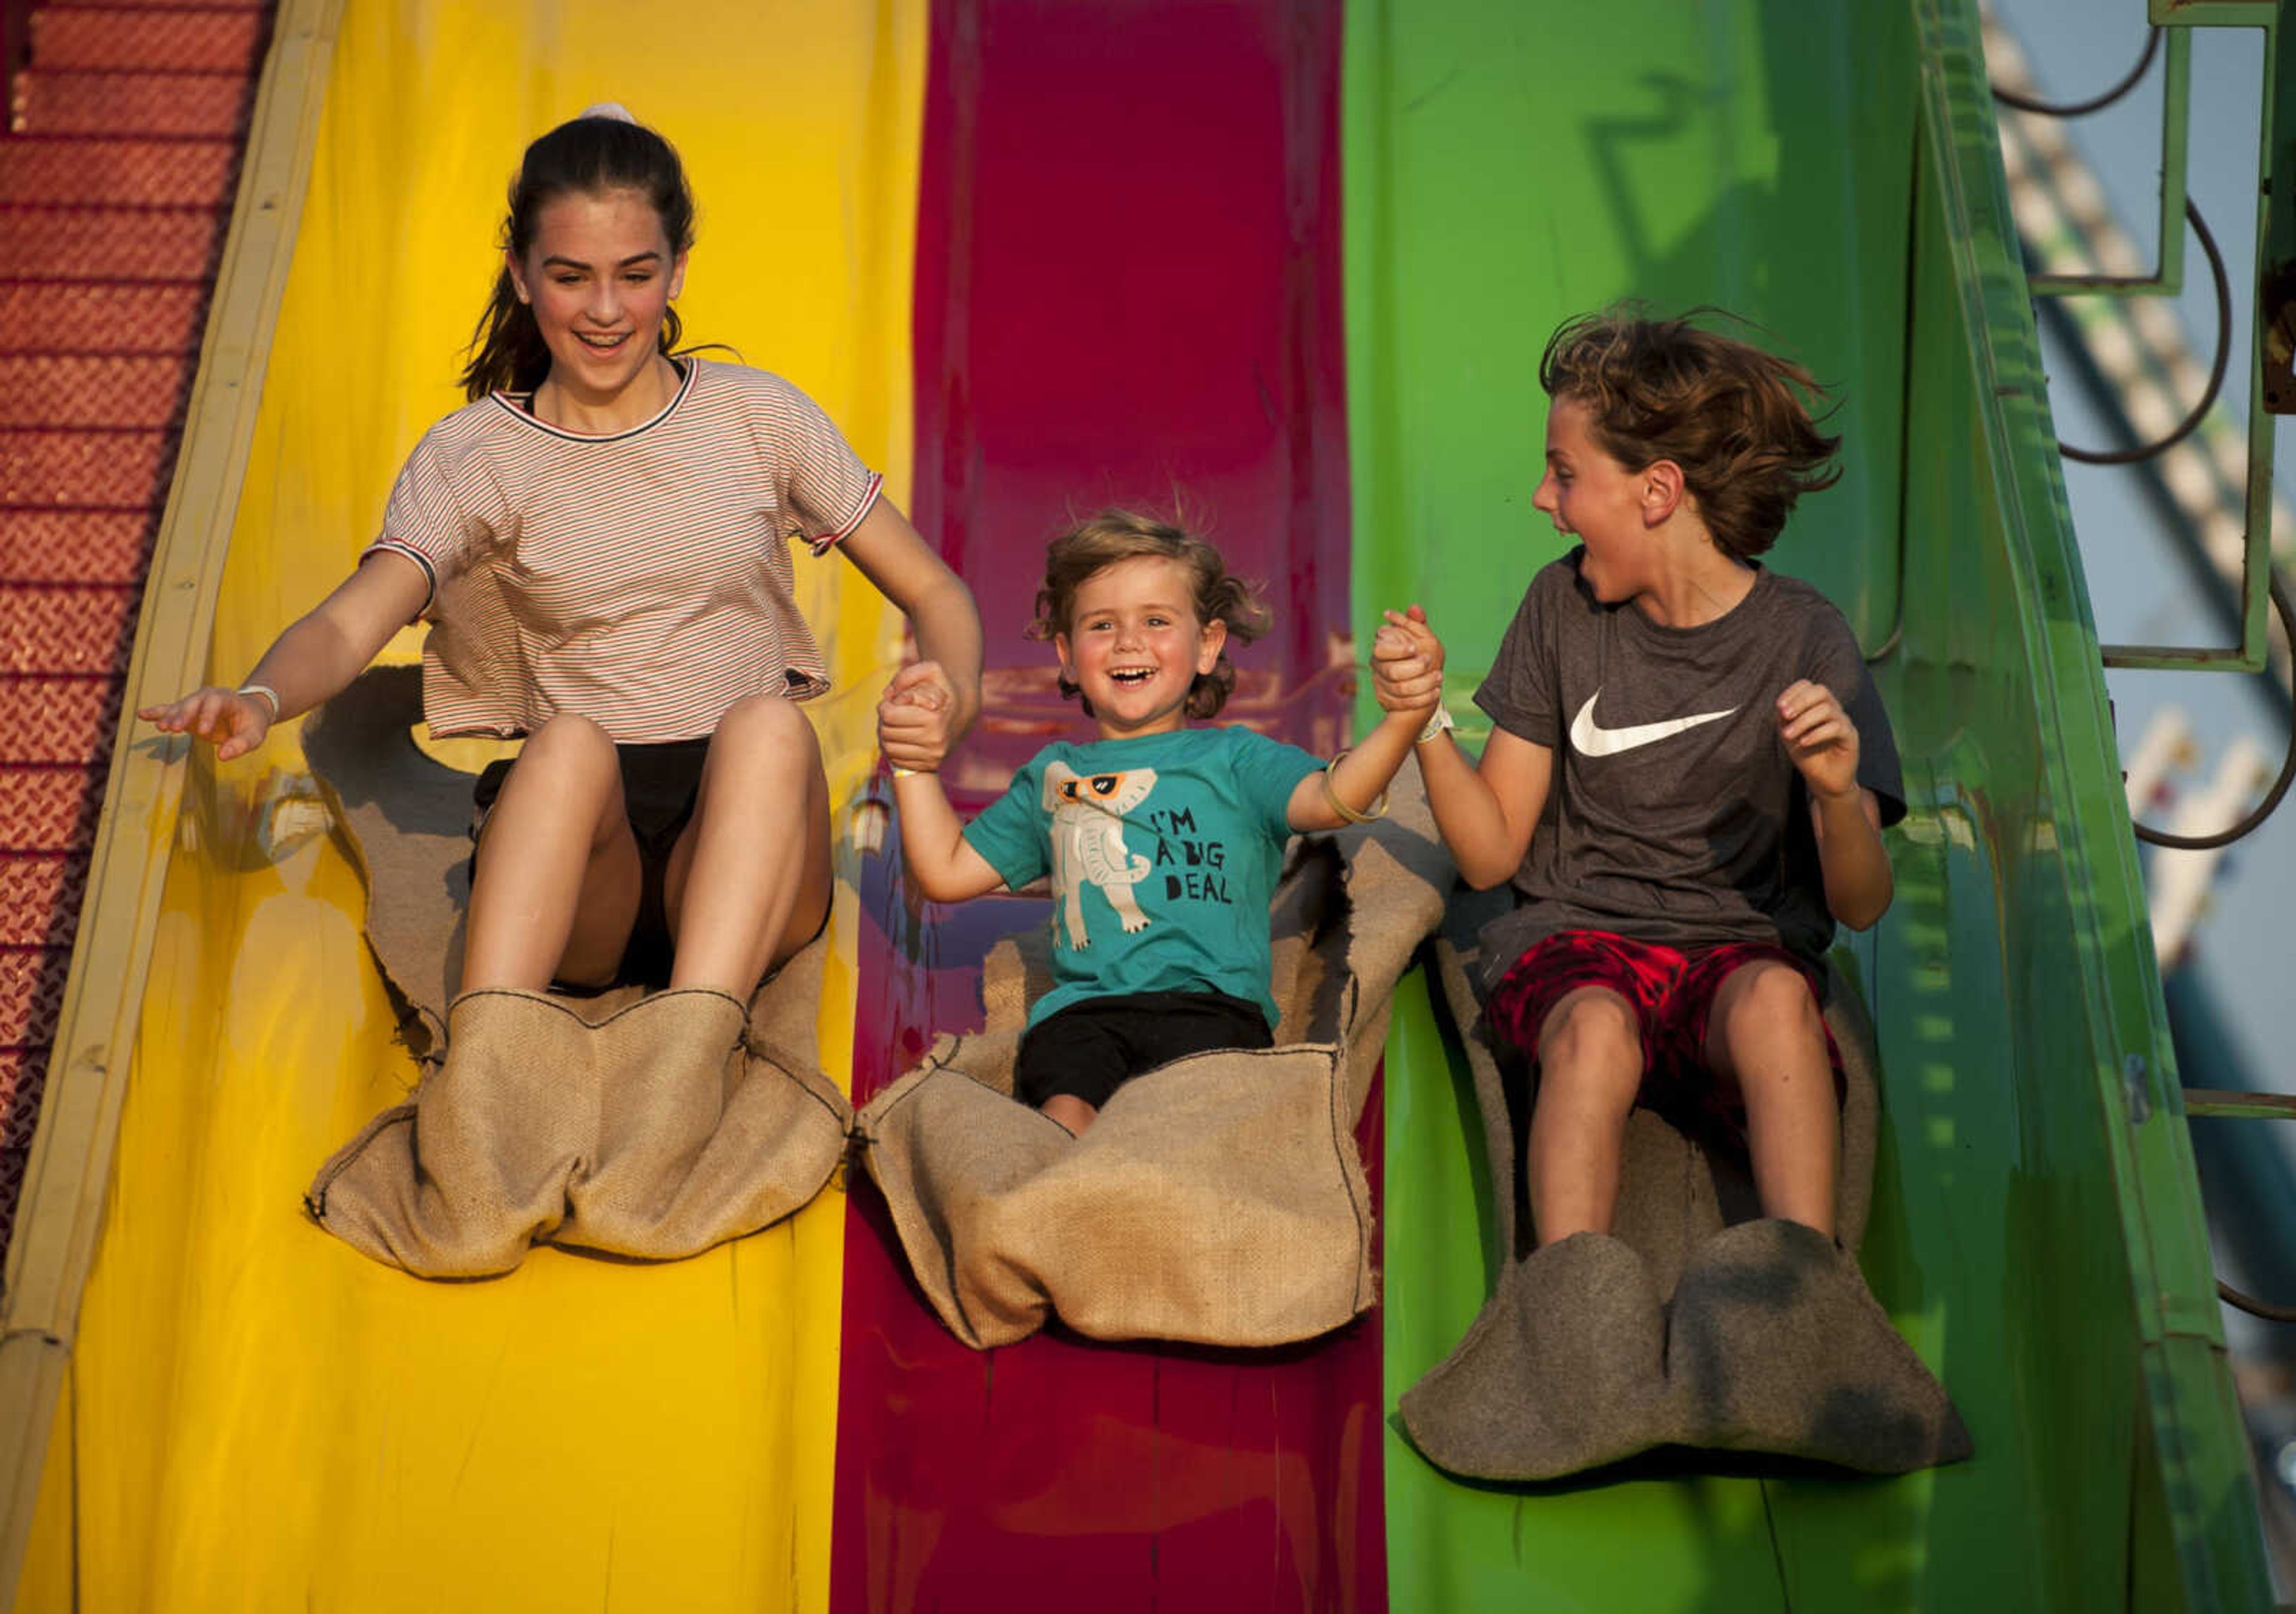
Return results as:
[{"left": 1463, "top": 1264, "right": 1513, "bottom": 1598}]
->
[
  {"left": 1776, "top": 678, "right": 1860, "bottom": 802},
  {"left": 138, "top": 687, "right": 274, "bottom": 762},
  {"left": 879, "top": 660, "right": 957, "bottom": 774},
  {"left": 1372, "top": 605, "right": 1445, "bottom": 715}
]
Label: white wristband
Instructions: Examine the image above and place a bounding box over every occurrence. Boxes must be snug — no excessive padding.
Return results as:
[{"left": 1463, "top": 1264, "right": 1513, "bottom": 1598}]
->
[
  {"left": 235, "top": 683, "right": 280, "bottom": 720},
  {"left": 1416, "top": 706, "right": 1455, "bottom": 745}
]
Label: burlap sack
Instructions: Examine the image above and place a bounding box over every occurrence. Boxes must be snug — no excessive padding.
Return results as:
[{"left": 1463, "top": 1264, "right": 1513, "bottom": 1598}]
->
[
  {"left": 856, "top": 757, "right": 1454, "bottom": 1349},
  {"left": 1397, "top": 903, "right": 1969, "bottom": 1478},
  {"left": 298, "top": 665, "right": 851, "bottom": 1277}
]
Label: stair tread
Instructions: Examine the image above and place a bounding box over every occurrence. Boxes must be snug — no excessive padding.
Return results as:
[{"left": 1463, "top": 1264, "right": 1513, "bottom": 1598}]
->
[
  {"left": 1, "top": 583, "right": 142, "bottom": 676},
  {"left": 0, "top": 426, "right": 179, "bottom": 508},
  {"left": 16, "top": 70, "right": 252, "bottom": 137},
  {"left": 0, "top": 854, "right": 88, "bottom": 950},
  {"left": 0, "top": 353, "right": 191, "bottom": 426},
  {"left": 29, "top": 7, "right": 267, "bottom": 74},
  {"left": 0, "top": 204, "right": 225, "bottom": 279},
  {"left": 0, "top": 768, "right": 99, "bottom": 858},
  {"left": 0, "top": 511, "right": 158, "bottom": 582},
  {"left": 0, "top": 136, "right": 242, "bottom": 207},
  {"left": 0, "top": 676, "right": 123, "bottom": 766},
  {"left": 0, "top": 283, "right": 209, "bottom": 353}
]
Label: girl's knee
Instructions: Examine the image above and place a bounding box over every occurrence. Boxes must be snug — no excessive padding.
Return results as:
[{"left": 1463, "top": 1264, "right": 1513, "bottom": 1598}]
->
[
  {"left": 515, "top": 712, "right": 618, "bottom": 779},
  {"left": 710, "top": 695, "right": 820, "bottom": 771}
]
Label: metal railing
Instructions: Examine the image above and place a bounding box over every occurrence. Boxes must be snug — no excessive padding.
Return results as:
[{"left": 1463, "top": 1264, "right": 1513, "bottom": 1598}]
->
[{"left": 1996, "top": 0, "right": 2294, "bottom": 1320}]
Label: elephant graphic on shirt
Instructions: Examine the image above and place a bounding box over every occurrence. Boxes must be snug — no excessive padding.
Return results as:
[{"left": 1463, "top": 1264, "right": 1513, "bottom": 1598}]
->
[{"left": 1043, "top": 760, "right": 1156, "bottom": 949}]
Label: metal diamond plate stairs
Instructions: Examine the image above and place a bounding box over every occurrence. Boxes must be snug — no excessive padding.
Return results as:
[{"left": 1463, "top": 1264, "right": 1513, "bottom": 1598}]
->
[{"left": 0, "top": 0, "right": 268, "bottom": 1262}]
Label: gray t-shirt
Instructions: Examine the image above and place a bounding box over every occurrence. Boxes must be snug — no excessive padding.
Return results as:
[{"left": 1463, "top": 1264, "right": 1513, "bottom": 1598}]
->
[{"left": 1472, "top": 550, "right": 1904, "bottom": 983}]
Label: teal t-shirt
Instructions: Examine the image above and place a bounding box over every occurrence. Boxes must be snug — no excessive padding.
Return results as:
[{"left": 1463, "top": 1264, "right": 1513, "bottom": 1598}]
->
[{"left": 961, "top": 725, "right": 1323, "bottom": 1030}]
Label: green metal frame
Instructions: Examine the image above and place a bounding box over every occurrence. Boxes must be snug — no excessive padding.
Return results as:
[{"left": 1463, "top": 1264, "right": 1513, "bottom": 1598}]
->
[
  {"left": 2151, "top": 0, "right": 2276, "bottom": 25},
  {"left": 2059, "top": 4, "right": 2282, "bottom": 672},
  {"left": 2026, "top": 27, "right": 2189, "bottom": 296},
  {"left": 1922, "top": 4, "right": 2264, "bottom": 1600},
  {"left": 1357, "top": 0, "right": 2271, "bottom": 1604}
]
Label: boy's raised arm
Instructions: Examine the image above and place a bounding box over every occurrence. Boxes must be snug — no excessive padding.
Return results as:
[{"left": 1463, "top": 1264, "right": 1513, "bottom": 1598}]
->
[
  {"left": 1778, "top": 677, "right": 1893, "bottom": 929},
  {"left": 1372, "top": 606, "right": 1552, "bottom": 889}
]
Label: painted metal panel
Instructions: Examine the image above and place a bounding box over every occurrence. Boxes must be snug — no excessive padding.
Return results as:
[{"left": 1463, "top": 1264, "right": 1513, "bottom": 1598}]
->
[
  {"left": 17, "top": 2, "right": 926, "bottom": 1607},
  {"left": 1360, "top": 1, "right": 2269, "bottom": 1608},
  {"left": 828, "top": 2, "right": 1382, "bottom": 1607}
]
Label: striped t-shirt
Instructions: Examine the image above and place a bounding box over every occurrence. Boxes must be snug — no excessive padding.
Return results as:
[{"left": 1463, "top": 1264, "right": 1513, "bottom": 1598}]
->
[{"left": 364, "top": 357, "right": 883, "bottom": 742}]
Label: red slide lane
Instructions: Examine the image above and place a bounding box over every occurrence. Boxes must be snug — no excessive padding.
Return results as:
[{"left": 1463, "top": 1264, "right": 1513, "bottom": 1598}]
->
[{"left": 830, "top": 2, "right": 1379, "bottom": 1608}]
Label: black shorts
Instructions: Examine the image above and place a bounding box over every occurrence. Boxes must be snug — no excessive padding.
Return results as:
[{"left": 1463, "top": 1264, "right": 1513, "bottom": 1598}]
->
[
  {"left": 470, "top": 736, "right": 712, "bottom": 990},
  {"left": 1013, "top": 989, "right": 1274, "bottom": 1112}
]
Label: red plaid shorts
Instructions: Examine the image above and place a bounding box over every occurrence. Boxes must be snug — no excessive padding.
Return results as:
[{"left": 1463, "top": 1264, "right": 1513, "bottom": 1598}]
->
[{"left": 1483, "top": 929, "right": 1843, "bottom": 1123}]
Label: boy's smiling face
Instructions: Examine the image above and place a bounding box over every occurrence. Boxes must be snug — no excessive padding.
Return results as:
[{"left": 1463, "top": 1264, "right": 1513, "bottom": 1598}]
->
[
  {"left": 1056, "top": 556, "right": 1227, "bottom": 741},
  {"left": 1533, "top": 395, "right": 1660, "bottom": 604}
]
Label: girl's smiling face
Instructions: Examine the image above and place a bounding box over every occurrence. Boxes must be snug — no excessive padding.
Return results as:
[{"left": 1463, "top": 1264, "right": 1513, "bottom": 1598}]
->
[
  {"left": 1057, "top": 555, "right": 1228, "bottom": 740},
  {"left": 508, "top": 187, "right": 686, "bottom": 411},
  {"left": 1532, "top": 395, "right": 1660, "bottom": 603}
]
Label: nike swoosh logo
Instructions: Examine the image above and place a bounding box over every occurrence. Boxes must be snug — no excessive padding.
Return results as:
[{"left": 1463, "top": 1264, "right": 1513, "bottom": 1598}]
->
[{"left": 1569, "top": 689, "right": 1739, "bottom": 757}]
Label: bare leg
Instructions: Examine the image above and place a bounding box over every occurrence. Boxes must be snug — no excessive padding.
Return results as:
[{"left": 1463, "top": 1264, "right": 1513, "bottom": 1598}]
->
[
  {"left": 661, "top": 695, "right": 835, "bottom": 998},
  {"left": 1041, "top": 1095, "right": 1098, "bottom": 1136},
  {"left": 462, "top": 715, "right": 642, "bottom": 992},
  {"left": 1526, "top": 986, "right": 1644, "bottom": 1246},
  {"left": 1704, "top": 960, "right": 1838, "bottom": 1238}
]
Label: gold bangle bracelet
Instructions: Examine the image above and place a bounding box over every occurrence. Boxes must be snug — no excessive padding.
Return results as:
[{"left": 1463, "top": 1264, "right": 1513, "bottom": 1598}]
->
[{"left": 1319, "top": 753, "right": 1386, "bottom": 825}]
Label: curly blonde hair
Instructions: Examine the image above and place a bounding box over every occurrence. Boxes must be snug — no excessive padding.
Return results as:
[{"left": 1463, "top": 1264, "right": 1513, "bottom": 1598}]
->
[
  {"left": 1028, "top": 509, "right": 1269, "bottom": 720},
  {"left": 1540, "top": 307, "right": 1842, "bottom": 559}
]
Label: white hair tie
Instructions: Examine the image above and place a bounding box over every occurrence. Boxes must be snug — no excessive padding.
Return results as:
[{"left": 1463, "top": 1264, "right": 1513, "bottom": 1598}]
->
[{"left": 578, "top": 100, "right": 637, "bottom": 124}]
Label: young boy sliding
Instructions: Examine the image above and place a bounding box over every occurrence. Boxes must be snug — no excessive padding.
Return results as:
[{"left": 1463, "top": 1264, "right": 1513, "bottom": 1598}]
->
[
  {"left": 1373, "top": 307, "right": 1905, "bottom": 1244},
  {"left": 880, "top": 509, "right": 1435, "bottom": 1135}
]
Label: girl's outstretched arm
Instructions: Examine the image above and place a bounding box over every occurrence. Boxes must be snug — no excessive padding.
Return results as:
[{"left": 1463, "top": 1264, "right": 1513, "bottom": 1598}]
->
[
  {"left": 1370, "top": 606, "right": 1551, "bottom": 888},
  {"left": 137, "top": 551, "right": 431, "bottom": 760},
  {"left": 840, "top": 497, "right": 984, "bottom": 748},
  {"left": 878, "top": 661, "right": 1005, "bottom": 904},
  {"left": 1778, "top": 678, "right": 1892, "bottom": 928}
]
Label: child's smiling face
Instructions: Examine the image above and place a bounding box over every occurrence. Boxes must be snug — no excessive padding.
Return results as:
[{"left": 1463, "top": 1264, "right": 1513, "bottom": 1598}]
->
[
  {"left": 508, "top": 186, "right": 686, "bottom": 408},
  {"left": 1533, "top": 395, "right": 1656, "bottom": 604},
  {"left": 1056, "top": 556, "right": 1228, "bottom": 740}
]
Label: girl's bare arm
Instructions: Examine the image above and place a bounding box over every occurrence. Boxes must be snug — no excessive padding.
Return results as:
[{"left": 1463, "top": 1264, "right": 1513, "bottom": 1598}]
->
[
  {"left": 839, "top": 497, "right": 984, "bottom": 750},
  {"left": 138, "top": 551, "right": 430, "bottom": 760}
]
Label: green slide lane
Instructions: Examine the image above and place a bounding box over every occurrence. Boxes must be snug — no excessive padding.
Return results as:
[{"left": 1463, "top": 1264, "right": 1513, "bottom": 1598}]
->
[{"left": 1348, "top": 1, "right": 2270, "bottom": 1608}]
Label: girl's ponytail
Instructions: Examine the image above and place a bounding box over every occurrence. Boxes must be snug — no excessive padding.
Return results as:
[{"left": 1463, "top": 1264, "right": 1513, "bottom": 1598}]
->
[{"left": 459, "top": 264, "right": 554, "bottom": 400}]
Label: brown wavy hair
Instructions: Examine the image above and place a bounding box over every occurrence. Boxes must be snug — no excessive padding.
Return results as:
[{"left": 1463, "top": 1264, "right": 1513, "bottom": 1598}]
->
[
  {"left": 1028, "top": 509, "right": 1269, "bottom": 720},
  {"left": 459, "top": 112, "right": 699, "bottom": 401},
  {"left": 1538, "top": 307, "right": 1842, "bottom": 558}
]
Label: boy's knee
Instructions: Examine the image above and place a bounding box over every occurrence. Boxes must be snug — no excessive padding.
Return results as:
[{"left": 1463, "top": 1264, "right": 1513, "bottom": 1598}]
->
[
  {"left": 1720, "top": 961, "right": 1821, "bottom": 1035},
  {"left": 1539, "top": 988, "right": 1642, "bottom": 1080}
]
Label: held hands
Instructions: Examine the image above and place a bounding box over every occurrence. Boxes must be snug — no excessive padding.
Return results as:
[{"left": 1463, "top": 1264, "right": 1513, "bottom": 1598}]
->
[
  {"left": 1372, "top": 604, "right": 1445, "bottom": 719},
  {"left": 878, "top": 660, "right": 957, "bottom": 775},
  {"left": 137, "top": 687, "right": 274, "bottom": 762},
  {"left": 1776, "top": 678, "right": 1861, "bottom": 802}
]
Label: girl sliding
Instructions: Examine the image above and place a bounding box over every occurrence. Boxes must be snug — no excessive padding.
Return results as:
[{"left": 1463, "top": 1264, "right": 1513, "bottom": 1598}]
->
[{"left": 144, "top": 107, "right": 979, "bottom": 1002}]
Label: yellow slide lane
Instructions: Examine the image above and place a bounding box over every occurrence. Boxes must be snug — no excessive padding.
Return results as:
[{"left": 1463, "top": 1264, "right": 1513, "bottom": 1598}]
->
[{"left": 15, "top": 2, "right": 923, "bottom": 1607}]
